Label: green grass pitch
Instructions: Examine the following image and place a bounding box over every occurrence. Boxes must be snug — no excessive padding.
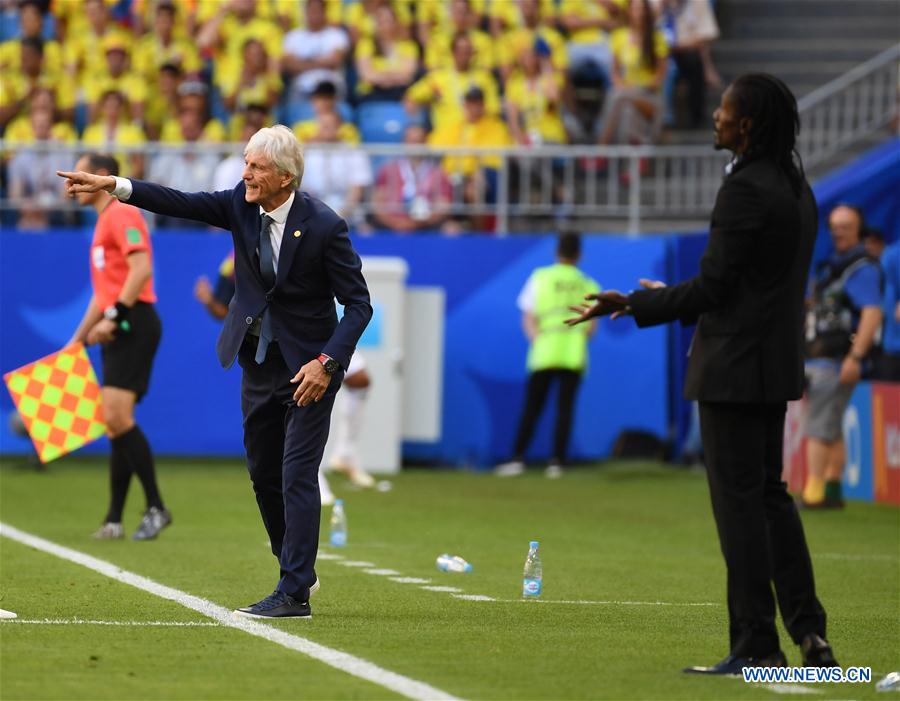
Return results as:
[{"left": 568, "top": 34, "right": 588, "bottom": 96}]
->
[{"left": 1, "top": 457, "right": 897, "bottom": 700}]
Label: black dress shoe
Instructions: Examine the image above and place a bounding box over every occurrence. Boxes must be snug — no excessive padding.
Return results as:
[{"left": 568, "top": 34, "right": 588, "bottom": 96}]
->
[
  {"left": 684, "top": 651, "right": 788, "bottom": 675},
  {"left": 801, "top": 634, "right": 839, "bottom": 667},
  {"left": 234, "top": 590, "right": 311, "bottom": 618}
]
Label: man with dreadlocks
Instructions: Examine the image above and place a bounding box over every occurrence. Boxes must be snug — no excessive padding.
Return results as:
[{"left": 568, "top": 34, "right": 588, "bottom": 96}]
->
[{"left": 566, "top": 74, "right": 839, "bottom": 673}]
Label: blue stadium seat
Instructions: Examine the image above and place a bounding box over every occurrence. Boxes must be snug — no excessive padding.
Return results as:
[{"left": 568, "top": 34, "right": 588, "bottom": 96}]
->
[
  {"left": 281, "top": 99, "right": 355, "bottom": 129},
  {"left": 356, "top": 101, "right": 410, "bottom": 143}
]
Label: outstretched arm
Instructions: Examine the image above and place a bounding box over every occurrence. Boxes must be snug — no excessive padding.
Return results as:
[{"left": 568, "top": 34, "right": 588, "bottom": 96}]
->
[{"left": 58, "top": 170, "right": 234, "bottom": 231}]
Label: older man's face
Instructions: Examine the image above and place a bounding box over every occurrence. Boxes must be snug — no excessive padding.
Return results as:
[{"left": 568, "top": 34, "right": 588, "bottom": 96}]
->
[{"left": 242, "top": 151, "right": 292, "bottom": 209}]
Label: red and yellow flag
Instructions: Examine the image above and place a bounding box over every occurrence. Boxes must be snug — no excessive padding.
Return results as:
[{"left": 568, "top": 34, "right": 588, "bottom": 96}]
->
[{"left": 3, "top": 343, "right": 106, "bottom": 463}]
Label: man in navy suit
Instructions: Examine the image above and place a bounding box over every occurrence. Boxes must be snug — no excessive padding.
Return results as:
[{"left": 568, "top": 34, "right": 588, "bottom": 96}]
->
[{"left": 60, "top": 126, "right": 373, "bottom": 618}]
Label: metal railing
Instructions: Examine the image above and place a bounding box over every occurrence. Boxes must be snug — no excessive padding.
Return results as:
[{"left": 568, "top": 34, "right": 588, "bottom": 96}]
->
[
  {"left": 796, "top": 42, "right": 900, "bottom": 170},
  {"left": 0, "top": 141, "right": 728, "bottom": 235}
]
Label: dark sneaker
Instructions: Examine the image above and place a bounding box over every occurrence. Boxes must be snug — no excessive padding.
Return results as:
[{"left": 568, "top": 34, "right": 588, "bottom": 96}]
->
[
  {"left": 801, "top": 634, "right": 839, "bottom": 667},
  {"left": 132, "top": 507, "right": 172, "bottom": 541},
  {"left": 684, "top": 651, "right": 787, "bottom": 675},
  {"left": 92, "top": 522, "right": 124, "bottom": 540},
  {"left": 234, "top": 591, "right": 311, "bottom": 618}
]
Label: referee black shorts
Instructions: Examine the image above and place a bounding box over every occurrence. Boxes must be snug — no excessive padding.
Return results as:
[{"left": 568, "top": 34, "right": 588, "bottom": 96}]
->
[{"left": 101, "top": 302, "right": 162, "bottom": 401}]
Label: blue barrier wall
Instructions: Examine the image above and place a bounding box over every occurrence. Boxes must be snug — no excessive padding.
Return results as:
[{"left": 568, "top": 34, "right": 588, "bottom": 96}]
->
[{"left": 0, "top": 231, "right": 669, "bottom": 467}]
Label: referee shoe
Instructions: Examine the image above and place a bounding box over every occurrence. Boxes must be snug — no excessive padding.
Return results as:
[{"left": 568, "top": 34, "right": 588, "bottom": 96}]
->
[{"left": 132, "top": 506, "right": 172, "bottom": 541}]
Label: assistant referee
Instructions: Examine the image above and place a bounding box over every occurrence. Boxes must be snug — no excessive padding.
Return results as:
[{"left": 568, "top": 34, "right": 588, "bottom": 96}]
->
[{"left": 68, "top": 153, "right": 171, "bottom": 541}]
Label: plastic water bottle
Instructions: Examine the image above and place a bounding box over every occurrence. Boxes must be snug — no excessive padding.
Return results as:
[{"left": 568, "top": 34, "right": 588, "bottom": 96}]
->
[
  {"left": 876, "top": 672, "right": 900, "bottom": 692},
  {"left": 329, "top": 499, "right": 347, "bottom": 547},
  {"left": 523, "top": 541, "right": 542, "bottom": 598},
  {"left": 436, "top": 554, "right": 472, "bottom": 572}
]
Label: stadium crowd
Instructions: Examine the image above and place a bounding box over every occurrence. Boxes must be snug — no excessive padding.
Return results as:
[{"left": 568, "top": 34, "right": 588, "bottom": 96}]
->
[{"left": 0, "top": 0, "right": 723, "bottom": 231}]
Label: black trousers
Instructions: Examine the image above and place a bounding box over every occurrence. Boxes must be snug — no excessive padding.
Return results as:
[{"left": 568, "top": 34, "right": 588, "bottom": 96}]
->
[
  {"left": 671, "top": 48, "right": 706, "bottom": 128},
  {"left": 512, "top": 369, "right": 582, "bottom": 463},
  {"left": 238, "top": 337, "right": 343, "bottom": 600},
  {"left": 699, "top": 401, "right": 827, "bottom": 657}
]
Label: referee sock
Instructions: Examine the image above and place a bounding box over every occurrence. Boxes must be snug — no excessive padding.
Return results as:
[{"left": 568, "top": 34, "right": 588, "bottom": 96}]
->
[
  {"left": 802, "top": 476, "right": 826, "bottom": 505},
  {"left": 824, "top": 480, "right": 843, "bottom": 503},
  {"left": 117, "top": 425, "right": 165, "bottom": 511},
  {"left": 105, "top": 437, "right": 133, "bottom": 523}
]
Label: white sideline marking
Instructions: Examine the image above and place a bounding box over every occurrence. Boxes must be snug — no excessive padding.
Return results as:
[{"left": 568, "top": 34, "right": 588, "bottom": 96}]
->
[
  {"left": 337, "top": 560, "right": 376, "bottom": 568},
  {"left": 316, "top": 552, "right": 345, "bottom": 561},
  {"left": 363, "top": 568, "right": 401, "bottom": 576},
  {"left": 420, "top": 586, "right": 463, "bottom": 593},
  {"left": 763, "top": 683, "right": 823, "bottom": 695},
  {"left": 388, "top": 577, "right": 432, "bottom": 584},
  {"left": 0, "top": 523, "right": 463, "bottom": 701},
  {"left": 452, "top": 595, "right": 496, "bottom": 602},
  {"left": 817, "top": 552, "right": 898, "bottom": 562},
  {"left": 529, "top": 599, "right": 718, "bottom": 607},
  {"left": 4, "top": 618, "right": 220, "bottom": 627}
]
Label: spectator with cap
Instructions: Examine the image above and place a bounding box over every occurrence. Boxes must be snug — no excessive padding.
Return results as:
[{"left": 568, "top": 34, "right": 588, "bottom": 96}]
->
[
  {"left": 82, "top": 90, "right": 147, "bottom": 179},
  {"left": 598, "top": 0, "right": 669, "bottom": 147},
  {"left": 0, "top": 36, "right": 75, "bottom": 130},
  {"left": 282, "top": 0, "right": 350, "bottom": 105},
  {"left": 160, "top": 81, "right": 227, "bottom": 144},
  {"left": 404, "top": 31, "right": 500, "bottom": 132},
  {"left": 371, "top": 123, "right": 453, "bottom": 233},
  {"left": 292, "top": 81, "right": 361, "bottom": 145},
  {"left": 85, "top": 34, "right": 148, "bottom": 124},
  {"left": 354, "top": 3, "right": 420, "bottom": 103},
  {"left": 62, "top": 0, "right": 131, "bottom": 86},
  {"left": 428, "top": 85, "right": 512, "bottom": 230},
  {"left": 863, "top": 227, "right": 886, "bottom": 260}
]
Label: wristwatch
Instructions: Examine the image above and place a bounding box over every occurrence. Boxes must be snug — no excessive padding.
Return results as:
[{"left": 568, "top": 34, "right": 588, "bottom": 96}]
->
[
  {"left": 317, "top": 353, "right": 339, "bottom": 375},
  {"left": 104, "top": 302, "right": 132, "bottom": 332}
]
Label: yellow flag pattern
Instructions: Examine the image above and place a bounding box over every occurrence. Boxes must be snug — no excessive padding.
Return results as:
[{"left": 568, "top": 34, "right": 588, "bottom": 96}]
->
[{"left": 3, "top": 343, "right": 106, "bottom": 463}]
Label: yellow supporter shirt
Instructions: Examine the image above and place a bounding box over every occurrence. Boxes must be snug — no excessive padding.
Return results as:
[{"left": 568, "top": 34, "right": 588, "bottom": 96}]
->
[
  {"left": 133, "top": 35, "right": 202, "bottom": 80},
  {"left": 51, "top": 0, "right": 118, "bottom": 40},
  {"left": 63, "top": 25, "right": 133, "bottom": 85},
  {"left": 405, "top": 68, "right": 500, "bottom": 132},
  {"left": 219, "top": 70, "right": 282, "bottom": 109},
  {"left": 496, "top": 25, "right": 569, "bottom": 71},
  {"left": 212, "top": 17, "right": 283, "bottom": 90},
  {"left": 81, "top": 121, "right": 147, "bottom": 178},
  {"left": 344, "top": 1, "right": 413, "bottom": 40},
  {"left": 84, "top": 72, "right": 149, "bottom": 108},
  {"left": 293, "top": 119, "right": 361, "bottom": 144},
  {"left": 559, "top": 0, "right": 627, "bottom": 44},
  {"left": 504, "top": 71, "right": 567, "bottom": 144},
  {"left": 355, "top": 37, "right": 419, "bottom": 96},
  {"left": 416, "top": 0, "right": 486, "bottom": 30},
  {"left": 488, "top": 0, "right": 557, "bottom": 32},
  {"left": 428, "top": 114, "right": 512, "bottom": 176},
  {"left": 0, "top": 38, "right": 64, "bottom": 78},
  {"left": 3, "top": 116, "right": 77, "bottom": 145},
  {"left": 424, "top": 28, "right": 494, "bottom": 72},
  {"left": 610, "top": 27, "right": 669, "bottom": 89},
  {"left": 0, "top": 72, "right": 76, "bottom": 114},
  {"left": 160, "top": 117, "right": 228, "bottom": 143}
]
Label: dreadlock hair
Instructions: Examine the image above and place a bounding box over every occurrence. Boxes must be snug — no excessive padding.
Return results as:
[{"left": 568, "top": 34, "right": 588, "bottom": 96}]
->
[{"left": 729, "top": 73, "right": 805, "bottom": 195}]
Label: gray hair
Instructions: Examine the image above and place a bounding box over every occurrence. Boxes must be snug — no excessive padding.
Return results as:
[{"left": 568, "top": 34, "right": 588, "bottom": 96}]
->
[{"left": 244, "top": 125, "right": 304, "bottom": 189}]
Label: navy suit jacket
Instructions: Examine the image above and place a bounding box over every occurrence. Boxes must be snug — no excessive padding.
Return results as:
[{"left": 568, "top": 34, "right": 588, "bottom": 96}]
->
[
  {"left": 628, "top": 157, "right": 817, "bottom": 403},
  {"left": 126, "top": 179, "right": 372, "bottom": 373}
]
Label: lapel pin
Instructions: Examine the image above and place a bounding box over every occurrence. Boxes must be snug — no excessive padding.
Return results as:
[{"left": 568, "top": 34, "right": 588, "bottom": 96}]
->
[{"left": 293, "top": 230, "right": 302, "bottom": 238}]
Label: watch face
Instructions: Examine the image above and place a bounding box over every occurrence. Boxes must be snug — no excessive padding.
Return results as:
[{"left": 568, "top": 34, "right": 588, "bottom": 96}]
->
[
  {"left": 325, "top": 358, "right": 339, "bottom": 374},
  {"left": 104, "top": 307, "right": 117, "bottom": 321}
]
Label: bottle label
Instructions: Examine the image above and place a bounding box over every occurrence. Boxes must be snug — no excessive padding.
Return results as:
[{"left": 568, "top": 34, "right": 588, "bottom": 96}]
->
[
  {"left": 523, "top": 578, "right": 542, "bottom": 597},
  {"left": 330, "top": 531, "right": 347, "bottom": 547}
]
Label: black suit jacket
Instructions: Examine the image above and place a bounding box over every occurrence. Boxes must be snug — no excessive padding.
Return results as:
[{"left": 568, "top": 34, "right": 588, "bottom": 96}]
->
[
  {"left": 126, "top": 180, "right": 372, "bottom": 373},
  {"left": 629, "top": 157, "right": 817, "bottom": 403}
]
